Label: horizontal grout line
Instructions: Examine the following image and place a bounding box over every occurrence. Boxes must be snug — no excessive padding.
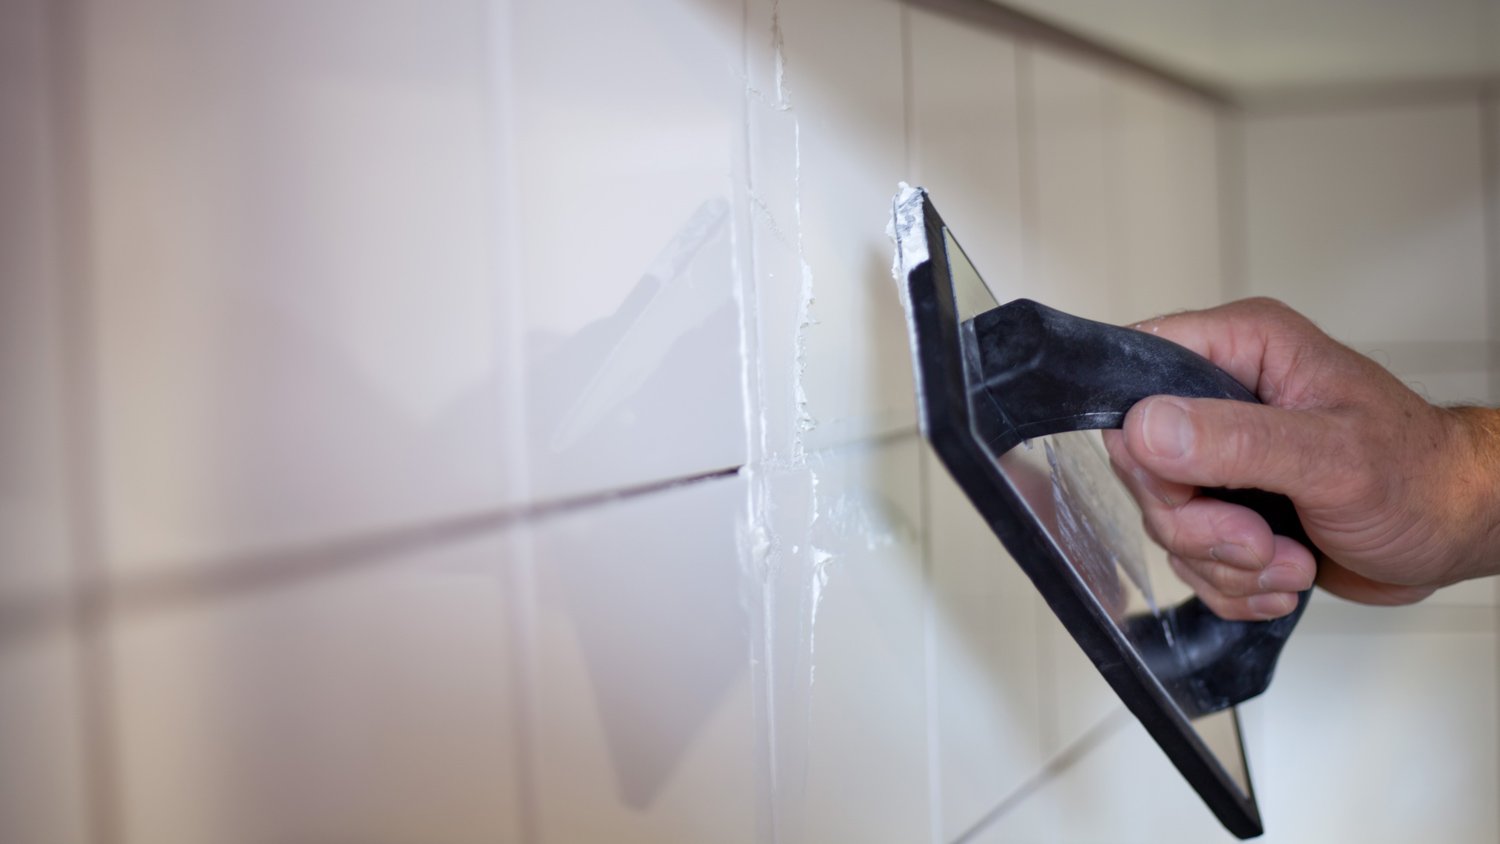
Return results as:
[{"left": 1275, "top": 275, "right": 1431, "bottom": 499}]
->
[
  {"left": 0, "top": 428, "right": 930, "bottom": 648},
  {"left": 1297, "top": 601, "right": 1499, "bottom": 636},
  {"left": 950, "top": 707, "right": 1133, "bottom": 843},
  {"left": 1237, "top": 76, "right": 1500, "bottom": 116},
  {"left": 0, "top": 465, "right": 746, "bottom": 649},
  {"left": 908, "top": 0, "right": 1229, "bottom": 106}
]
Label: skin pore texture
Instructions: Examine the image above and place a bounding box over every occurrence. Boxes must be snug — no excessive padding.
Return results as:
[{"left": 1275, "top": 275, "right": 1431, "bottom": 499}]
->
[{"left": 1103, "top": 297, "right": 1500, "bottom": 621}]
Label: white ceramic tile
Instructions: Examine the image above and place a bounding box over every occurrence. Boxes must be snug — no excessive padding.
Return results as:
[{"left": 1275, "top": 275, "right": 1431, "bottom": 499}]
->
[
  {"left": 1396, "top": 369, "right": 1492, "bottom": 406},
  {"left": 905, "top": 18, "right": 1051, "bottom": 834},
  {"left": 81, "top": 1, "right": 517, "bottom": 570},
  {"left": 1425, "top": 575, "right": 1500, "bottom": 607},
  {"left": 1037, "top": 593, "right": 1122, "bottom": 757},
  {"left": 906, "top": 6, "right": 1026, "bottom": 303},
  {"left": 1240, "top": 623, "right": 1498, "bottom": 843},
  {"left": 511, "top": 0, "right": 750, "bottom": 501},
  {"left": 528, "top": 472, "right": 757, "bottom": 843},
  {"left": 0, "top": 3, "right": 90, "bottom": 838},
  {"left": 745, "top": 0, "right": 914, "bottom": 459},
  {"left": 923, "top": 443, "right": 1049, "bottom": 840},
  {"left": 1111, "top": 77, "right": 1225, "bottom": 320},
  {"left": 1026, "top": 46, "right": 1122, "bottom": 323},
  {"left": 970, "top": 709, "right": 1242, "bottom": 844},
  {"left": 1243, "top": 102, "right": 1488, "bottom": 345},
  {"left": 798, "top": 437, "right": 929, "bottom": 843},
  {"left": 110, "top": 533, "right": 523, "bottom": 844},
  {"left": 737, "top": 440, "right": 929, "bottom": 843}
]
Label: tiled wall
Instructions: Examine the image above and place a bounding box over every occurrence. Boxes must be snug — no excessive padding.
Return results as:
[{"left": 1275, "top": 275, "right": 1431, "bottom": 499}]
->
[{"left": 4, "top": 1, "right": 1496, "bottom": 843}]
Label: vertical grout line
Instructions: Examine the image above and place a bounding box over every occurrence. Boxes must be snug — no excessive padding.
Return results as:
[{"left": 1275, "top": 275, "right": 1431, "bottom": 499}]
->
[
  {"left": 488, "top": 2, "right": 540, "bottom": 839},
  {"left": 1016, "top": 42, "right": 1038, "bottom": 302},
  {"left": 1480, "top": 92, "right": 1500, "bottom": 404},
  {"left": 1218, "top": 104, "right": 1249, "bottom": 302},
  {"left": 1478, "top": 87, "right": 1500, "bottom": 841},
  {"left": 899, "top": 10, "right": 944, "bottom": 843},
  {"left": 736, "top": 3, "right": 780, "bottom": 841},
  {"left": 1014, "top": 40, "right": 1057, "bottom": 756},
  {"left": 901, "top": 0, "right": 917, "bottom": 179},
  {"left": 45, "top": 3, "right": 121, "bottom": 842}
]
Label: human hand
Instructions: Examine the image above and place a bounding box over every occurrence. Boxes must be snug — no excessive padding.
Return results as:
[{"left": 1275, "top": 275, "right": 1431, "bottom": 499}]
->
[{"left": 1103, "top": 298, "right": 1500, "bottom": 621}]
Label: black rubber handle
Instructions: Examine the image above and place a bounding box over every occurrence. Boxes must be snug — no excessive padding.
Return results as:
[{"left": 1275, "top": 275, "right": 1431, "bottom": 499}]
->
[{"left": 969, "top": 298, "right": 1313, "bottom": 718}]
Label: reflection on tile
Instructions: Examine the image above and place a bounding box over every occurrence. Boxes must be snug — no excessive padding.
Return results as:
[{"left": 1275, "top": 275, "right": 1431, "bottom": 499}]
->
[
  {"left": 1112, "top": 77, "right": 1224, "bottom": 320},
  {"left": 1244, "top": 102, "right": 1487, "bottom": 345},
  {"left": 110, "top": 534, "right": 522, "bottom": 844},
  {"left": 512, "top": 0, "right": 749, "bottom": 502},
  {"left": 746, "top": 0, "right": 914, "bottom": 458},
  {"left": 924, "top": 445, "right": 1047, "bottom": 840},
  {"left": 529, "top": 472, "right": 755, "bottom": 843},
  {"left": 906, "top": 5, "right": 1026, "bottom": 304},
  {"left": 83, "top": 1, "right": 514, "bottom": 569},
  {"left": 1241, "top": 625, "right": 1498, "bottom": 843}
]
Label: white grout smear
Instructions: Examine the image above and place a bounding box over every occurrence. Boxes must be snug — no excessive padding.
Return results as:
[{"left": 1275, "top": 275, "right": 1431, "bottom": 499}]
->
[
  {"left": 888, "top": 182, "right": 930, "bottom": 420},
  {"left": 791, "top": 111, "right": 817, "bottom": 453}
]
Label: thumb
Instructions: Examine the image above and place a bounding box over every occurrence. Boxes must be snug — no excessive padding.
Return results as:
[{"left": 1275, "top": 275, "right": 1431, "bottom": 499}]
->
[{"left": 1122, "top": 395, "right": 1338, "bottom": 497}]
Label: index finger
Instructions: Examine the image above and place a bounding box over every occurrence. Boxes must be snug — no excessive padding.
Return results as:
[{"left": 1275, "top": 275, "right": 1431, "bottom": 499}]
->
[{"left": 1128, "top": 297, "right": 1322, "bottom": 403}]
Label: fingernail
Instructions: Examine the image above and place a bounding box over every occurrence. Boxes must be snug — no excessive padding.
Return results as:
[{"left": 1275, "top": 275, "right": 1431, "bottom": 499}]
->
[
  {"left": 1247, "top": 593, "right": 1295, "bottom": 619},
  {"left": 1210, "top": 543, "right": 1260, "bottom": 568},
  {"left": 1141, "top": 399, "right": 1193, "bottom": 460},
  {"left": 1258, "top": 566, "right": 1309, "bottom": 593}
]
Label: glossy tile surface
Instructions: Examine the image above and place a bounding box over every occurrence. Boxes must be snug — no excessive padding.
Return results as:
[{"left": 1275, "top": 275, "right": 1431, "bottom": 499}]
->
[
  {"left": 510, "top": 0, "right": 750, "bottom": 502},
  {"left": 1026, "top": 46, "right": 1121, "bottom": 322},
  {"left": 109, "top": 534, "right": 524, "bottom": 844},
  {"left": 796, "top": 437, "right": 929, "bottom": 843},
  {"left": 745, "top": 0, "right": 914, "bottom": 459},
  {"left": 1112, "top": 77, "right": 1224, "bottom": 320},
  {"left": 924, "top": 444, "right": 1048, "bottom": 840},
  {"left": 0, "top": 4, "right": 89, "bottom": 838},
  {"left": 1242, "top": 617, "right": 1499, "bottom": 843},
  {"left": 528, "top": 472, "right": 756, "bottom": 843},
  {"left": 907, "top": 5, "right": 1026, "bottom": 302},
  {"left": 969, "top": 708, "right": 1242, "bottom": 844},
  {"left": 82, "top": 1, "right": 516, "bottom": 570},
  {"left": 1243, "top": 101, "right": 1488, "bottom": 345},
  {"left": 906, "top": 13, "right": 1048, "bottom": 838}
]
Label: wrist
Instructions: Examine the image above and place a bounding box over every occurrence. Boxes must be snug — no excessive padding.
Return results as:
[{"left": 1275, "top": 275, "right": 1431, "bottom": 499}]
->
[{"left": 1440, "top": 405, "right": 1500, "bottom": 580}]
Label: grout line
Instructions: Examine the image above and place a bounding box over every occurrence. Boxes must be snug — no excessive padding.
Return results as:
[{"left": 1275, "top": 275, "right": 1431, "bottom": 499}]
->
[
  {"left": 1480, "top": 93, "right": 1500, "bottom": 405},
  {"left": 949, "top": 707, "right": 1133, "bottom": 844},
  {"left": 901, "top": 0, "right": 916, "bottom": 180},
  {"left": 1237, "top": 77, "right": 1500, "bottom": 117},
  {"left": 1219, "top": 105, "right": 1248, "bottom": 302},
  {"left": 46, "top": 1, "right": 122, "bottom": 841},
  {"left": 0, "top": 465, "right": 746, "bottom": 650},
  {"left": 1479, "top": 90, "right": 1500, "bottom": 840},
  {"left": 918, "top": 443, "right": 943, "bottom": 844},
  {"left": 487, "top": 0, "right": 538, "bottom": 838},
  {"left": 1014, "top": 41, "right": 1057, "bottom": 759},
  {"left": 899, "top": 7, "right": 942, "bottom": 842},
  {"left": 3, "top": 427, "right": 929, "bottom": 650},
  {"left": 903, "top": 0, "right": 1227, "bottom": 107}
]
